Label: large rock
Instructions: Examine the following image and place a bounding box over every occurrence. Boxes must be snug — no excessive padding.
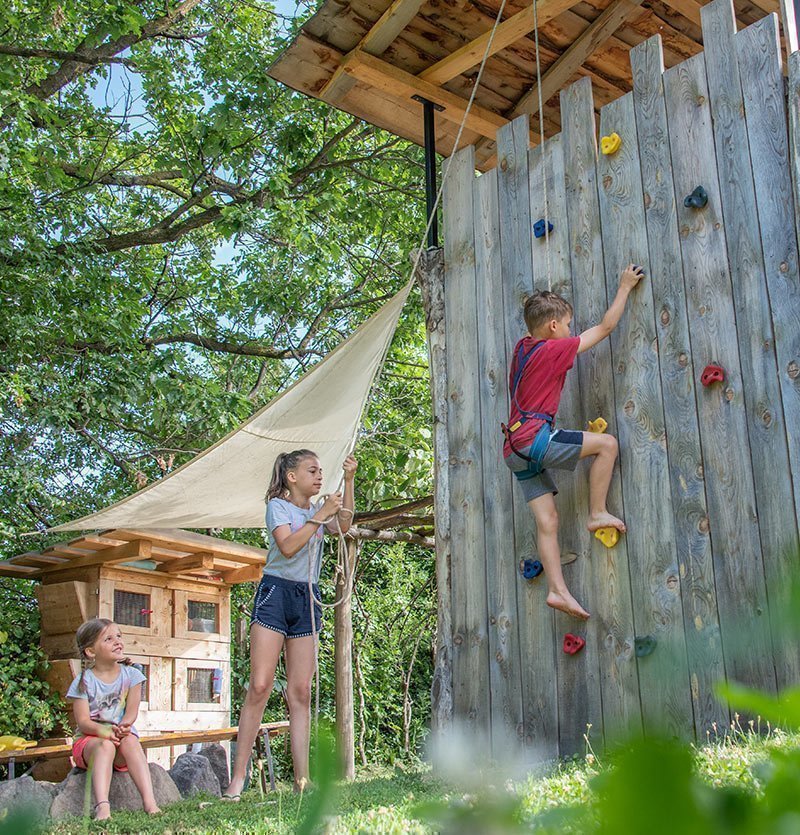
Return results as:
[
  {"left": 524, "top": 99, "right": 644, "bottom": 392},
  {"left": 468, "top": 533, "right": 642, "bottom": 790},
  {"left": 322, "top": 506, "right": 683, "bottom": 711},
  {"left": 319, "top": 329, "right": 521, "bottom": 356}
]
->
[
  {"left": 198, "top": 744, "right": 229, "bottom": 793},
  {"left": 0, "top": 775, "right": 55, "bottom": 825},
  {"left": 168, "top": 752, "right": 221, "bottom": 798},
  {"left": 49, "top": 764, "right": 181, "bottom": 819}
]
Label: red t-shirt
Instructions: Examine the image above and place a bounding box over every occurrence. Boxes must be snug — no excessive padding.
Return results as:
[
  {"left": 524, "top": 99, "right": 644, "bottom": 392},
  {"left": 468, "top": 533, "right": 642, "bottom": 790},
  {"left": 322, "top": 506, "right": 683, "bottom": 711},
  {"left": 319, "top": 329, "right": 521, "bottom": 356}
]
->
[{"left": 503, "top": 335, "right": 581, "bottom": 457}]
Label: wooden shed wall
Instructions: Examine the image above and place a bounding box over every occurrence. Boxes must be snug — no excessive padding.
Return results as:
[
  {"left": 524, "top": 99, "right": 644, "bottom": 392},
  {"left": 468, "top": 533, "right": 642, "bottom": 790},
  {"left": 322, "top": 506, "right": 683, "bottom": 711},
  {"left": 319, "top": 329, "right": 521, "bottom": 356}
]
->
[{"left": 442, "top": 2, "right": 800, "bottom": 759}]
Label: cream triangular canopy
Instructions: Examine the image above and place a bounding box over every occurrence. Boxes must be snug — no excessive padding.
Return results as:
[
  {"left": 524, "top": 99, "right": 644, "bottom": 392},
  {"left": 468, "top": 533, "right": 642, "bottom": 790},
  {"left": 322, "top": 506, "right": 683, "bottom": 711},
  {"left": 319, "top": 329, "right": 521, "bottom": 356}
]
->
[{"left": 52, "top": 281, "right": 413, "bottom": 531}]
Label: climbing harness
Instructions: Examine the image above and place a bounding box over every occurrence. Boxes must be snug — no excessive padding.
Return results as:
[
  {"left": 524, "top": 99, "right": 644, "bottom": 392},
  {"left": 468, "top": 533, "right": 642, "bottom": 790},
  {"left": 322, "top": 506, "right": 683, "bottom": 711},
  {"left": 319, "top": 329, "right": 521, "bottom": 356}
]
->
[{"left": 501, "top": 339, "right": 554, "bottom": 477}]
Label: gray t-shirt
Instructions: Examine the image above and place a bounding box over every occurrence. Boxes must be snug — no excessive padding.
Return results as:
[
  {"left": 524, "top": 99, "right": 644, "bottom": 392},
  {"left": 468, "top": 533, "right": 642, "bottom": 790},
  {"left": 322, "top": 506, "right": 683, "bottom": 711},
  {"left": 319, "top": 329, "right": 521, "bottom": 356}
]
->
[
  {"left": 264, "top": 497, "right": 324, "bottom": 583},
  {"left": 66, "top": 666, "right": 146, "bottom": 738}
]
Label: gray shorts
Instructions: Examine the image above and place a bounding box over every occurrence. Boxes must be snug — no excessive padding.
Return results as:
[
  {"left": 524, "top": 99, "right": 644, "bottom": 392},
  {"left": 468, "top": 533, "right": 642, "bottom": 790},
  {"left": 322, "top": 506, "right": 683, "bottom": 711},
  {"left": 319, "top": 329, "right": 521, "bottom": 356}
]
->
[{"left": 504, "top": 428, "right": 584, "bottom": 502}]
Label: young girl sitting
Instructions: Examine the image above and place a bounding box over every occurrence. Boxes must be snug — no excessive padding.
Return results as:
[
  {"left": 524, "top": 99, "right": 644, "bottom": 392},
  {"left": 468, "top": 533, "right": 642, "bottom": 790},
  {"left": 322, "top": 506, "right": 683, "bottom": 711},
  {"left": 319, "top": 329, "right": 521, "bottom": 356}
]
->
[
  {"left": 225, "top": 449, "right": 357, "bottom": 798},
  {"left": 66, "top": 618, "right": 161, "bottom": 821}
]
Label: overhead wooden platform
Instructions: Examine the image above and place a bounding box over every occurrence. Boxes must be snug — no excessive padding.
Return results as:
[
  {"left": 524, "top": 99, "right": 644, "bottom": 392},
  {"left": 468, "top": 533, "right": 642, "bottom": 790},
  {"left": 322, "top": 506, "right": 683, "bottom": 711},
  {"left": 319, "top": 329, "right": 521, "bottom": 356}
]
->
[
  {"left": 268, "top": 0, "right": 789, "bottom": 169},
  {"left": 0, "top": 529, "right": 269, "bottom": 584}
]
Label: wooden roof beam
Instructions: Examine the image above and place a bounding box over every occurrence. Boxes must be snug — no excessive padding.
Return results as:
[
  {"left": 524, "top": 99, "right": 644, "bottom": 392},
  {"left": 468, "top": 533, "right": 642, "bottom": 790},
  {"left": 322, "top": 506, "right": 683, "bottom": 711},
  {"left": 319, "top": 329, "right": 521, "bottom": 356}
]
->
[
  {"left": 338, "top": 50, "right": 522, "bottom": 141},
  {"left": 157, "top": 551, "right": 215, "bottom": 575},
  {"left": 322, "top": 0, "right": 427, "bottom": 103},
  {"left": 657, "top": 0, "right": 703, "bottom": 26},
  {"left": 511, "top": 0, "right": 647, "bottom": 121},
  {"left": 420, "top": 0, "right": 583, "bottom": 86}
]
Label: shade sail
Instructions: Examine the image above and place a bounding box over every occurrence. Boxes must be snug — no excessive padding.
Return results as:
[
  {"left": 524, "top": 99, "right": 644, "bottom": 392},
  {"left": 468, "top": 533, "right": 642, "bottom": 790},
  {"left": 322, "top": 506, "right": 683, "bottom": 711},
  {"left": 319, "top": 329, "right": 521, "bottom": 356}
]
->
[{"left": 52, "top": 281, "right": 413, "bottom": 531}]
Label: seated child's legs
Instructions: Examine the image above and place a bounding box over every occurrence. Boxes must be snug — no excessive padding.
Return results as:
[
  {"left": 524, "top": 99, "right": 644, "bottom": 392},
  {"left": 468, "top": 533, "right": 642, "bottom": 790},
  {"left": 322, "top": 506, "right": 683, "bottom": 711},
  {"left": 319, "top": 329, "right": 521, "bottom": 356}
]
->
[
  {"left": 528, "top": 492, "right": 589, "bottom": 620},
  {"left": 578, "top": 432, "right": 625, "bottom": 533},
  {"left": 114, "top": 735, "right": 161, "bottom": 814}
]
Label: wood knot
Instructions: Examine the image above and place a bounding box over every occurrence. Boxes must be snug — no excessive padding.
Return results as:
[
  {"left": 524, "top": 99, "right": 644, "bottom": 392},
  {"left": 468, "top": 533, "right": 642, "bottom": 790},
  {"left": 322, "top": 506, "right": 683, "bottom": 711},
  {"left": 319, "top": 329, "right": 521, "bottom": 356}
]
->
[
  {"left": 788, "top": 360, "right": 800, "bottom": 380},
  {"left": 681, "top": 226, "right": 690, "bottom": 238},
  {"left": 454, "top": 633, "right": 464, "bottom": 646},
  {"left": 698, "top": 305, "right": 706, "bottom": 315},
  {"left": 489, "top": 615, "right": 497, "bottom": 625},
  {"left": 603, "top": 175, "right": 613, "bottom": 189},
  {"left": 724, "top": 387, "right": 734, "bottom": 401},
  {"left": 696, "top": 463, "right": 704, "bottom": 480},
  {"left": 500, "top": 157, "right": 508, "bottom": 172},
  {"left": 679, "top": 353, "right": 689, "bottom": 368},
  {"left": 666, "top": 574, "right": 679, "bottom": 590},
  {"left": 698, "top": 516, "right": 710, "bottom": 533},
  {"left": 618, "top": 361, "right": 627, "bottom": 373},
  {"left": 660, "top": 308, "right": 671, "bottom": 326},
  {"left": 762, "top": 409, "right": 772, "bottom": 427},
  {"left": 780, "top": 262, "right": 789, "bottom": 273},
  {"left": 696, "top": 95, "right": 706, "bottom": 106},
  {"left": 714, "top": 222, "right": 721, "bottom": 230},
  {"left": 644, "top": 192, "right": 652, "bottom": 208},
  {"left": 624, "top": 400, "right": 635, "bottom": 415},
  {"left": 495, "top": 650, "right": 504, "bottom": 662}
]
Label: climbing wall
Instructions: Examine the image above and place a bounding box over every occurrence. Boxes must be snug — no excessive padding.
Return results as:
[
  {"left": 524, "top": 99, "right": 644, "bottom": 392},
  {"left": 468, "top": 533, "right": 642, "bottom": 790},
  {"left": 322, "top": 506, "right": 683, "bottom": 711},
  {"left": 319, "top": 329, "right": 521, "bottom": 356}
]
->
[{"left": 441, "top": 0, "right": 800, "bottom": 759}]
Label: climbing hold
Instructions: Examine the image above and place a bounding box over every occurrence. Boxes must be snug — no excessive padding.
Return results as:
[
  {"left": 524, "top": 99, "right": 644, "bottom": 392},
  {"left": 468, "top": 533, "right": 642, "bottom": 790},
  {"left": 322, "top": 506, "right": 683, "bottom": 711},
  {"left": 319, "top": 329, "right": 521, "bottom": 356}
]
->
[
  {"left": 701, "top": 364, "right": 725, "bottom": 387},
  {"left": 594, "top": 527, "right": 619, "bottom": 548},
  {"left": 600, "top": 132, "right": 622, "bottom": 155},
  {"left": 563, "top": 633, "right": 586, "bottom": 655},
  {"left": 684, "top": 186, "right": 708, "bottom": 209},
  {"left": 520, "top": 558, "right": 544, "bottom": 580},
  {"left": 534, "top": 218, "right": 554, "bottom": 238},
  {"left": 634, "top": 635, "right": 657, "bottom": 657},
  {"left": 588, "top": 417, "right": 608, "bottom": 433}
]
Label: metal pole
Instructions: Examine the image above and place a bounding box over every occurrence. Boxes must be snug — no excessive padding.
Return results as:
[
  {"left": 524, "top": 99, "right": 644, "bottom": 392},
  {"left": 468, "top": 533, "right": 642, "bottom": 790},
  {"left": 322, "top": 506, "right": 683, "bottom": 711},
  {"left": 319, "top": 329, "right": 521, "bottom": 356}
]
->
[{"left": 413, "top": 95, "right": 443, "bottom": 249}]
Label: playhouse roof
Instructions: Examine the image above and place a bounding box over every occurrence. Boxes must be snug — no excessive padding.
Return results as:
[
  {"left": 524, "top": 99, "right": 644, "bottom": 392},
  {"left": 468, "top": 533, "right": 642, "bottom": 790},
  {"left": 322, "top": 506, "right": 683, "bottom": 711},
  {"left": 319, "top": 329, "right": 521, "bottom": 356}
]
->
[
  {"left": 0, "top": 529, "right": 268, "bottom": 585},
  {"left": 268, "top": 0, "right": 783, "bottom": 170}
]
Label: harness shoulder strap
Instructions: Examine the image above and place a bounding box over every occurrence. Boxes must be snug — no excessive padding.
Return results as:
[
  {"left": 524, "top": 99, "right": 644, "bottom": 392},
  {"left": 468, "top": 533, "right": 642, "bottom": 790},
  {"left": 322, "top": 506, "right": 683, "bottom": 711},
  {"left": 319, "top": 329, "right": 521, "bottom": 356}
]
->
[{"left": 510, "top": 339, "right": 546, "bottom": 399}]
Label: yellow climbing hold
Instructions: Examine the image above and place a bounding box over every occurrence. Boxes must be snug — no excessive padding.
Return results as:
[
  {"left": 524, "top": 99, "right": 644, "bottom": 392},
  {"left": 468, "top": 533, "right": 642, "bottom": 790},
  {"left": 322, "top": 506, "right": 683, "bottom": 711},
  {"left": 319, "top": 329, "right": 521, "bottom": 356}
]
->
[
  {"left": 601, "top": 132, "right": 622, "bottom": 155},
  {"left": 588, "top": 417, "right": 608, "bottom": 433},
  {"left": 594, "top": 527, "right": 619, "bottom": 548},
  {"left": 0, "top": 736, "right": 37, "bottom": 753}
]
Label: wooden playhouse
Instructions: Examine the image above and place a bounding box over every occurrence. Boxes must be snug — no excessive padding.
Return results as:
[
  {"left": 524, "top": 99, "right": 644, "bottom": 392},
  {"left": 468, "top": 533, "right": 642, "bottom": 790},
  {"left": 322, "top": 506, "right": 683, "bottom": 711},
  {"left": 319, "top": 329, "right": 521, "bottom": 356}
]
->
[{"left": 0, "top": 529, "right": 265, "bottom": 770}]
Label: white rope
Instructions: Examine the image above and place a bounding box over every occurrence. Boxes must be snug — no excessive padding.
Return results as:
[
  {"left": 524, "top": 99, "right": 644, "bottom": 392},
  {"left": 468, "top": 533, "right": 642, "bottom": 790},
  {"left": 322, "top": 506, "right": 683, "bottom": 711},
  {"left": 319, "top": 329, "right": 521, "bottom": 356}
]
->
[{"left": 531, "top": 0, "right": 553, "bottom": 291}]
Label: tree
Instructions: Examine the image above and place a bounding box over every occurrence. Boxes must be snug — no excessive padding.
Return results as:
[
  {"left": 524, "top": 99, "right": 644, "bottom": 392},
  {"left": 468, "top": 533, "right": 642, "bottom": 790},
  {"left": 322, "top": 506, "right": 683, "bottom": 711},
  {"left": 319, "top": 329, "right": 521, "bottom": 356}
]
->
[{"left": 0, "top": 0, "right": 434, "bottom": 552}]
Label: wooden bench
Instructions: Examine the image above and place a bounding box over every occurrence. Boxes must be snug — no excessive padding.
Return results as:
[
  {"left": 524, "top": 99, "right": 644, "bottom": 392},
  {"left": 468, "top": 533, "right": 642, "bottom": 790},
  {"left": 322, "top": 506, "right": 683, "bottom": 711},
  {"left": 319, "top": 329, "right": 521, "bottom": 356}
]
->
[{"left": 0, "top": 721, "right": 289, "bottom": 791}]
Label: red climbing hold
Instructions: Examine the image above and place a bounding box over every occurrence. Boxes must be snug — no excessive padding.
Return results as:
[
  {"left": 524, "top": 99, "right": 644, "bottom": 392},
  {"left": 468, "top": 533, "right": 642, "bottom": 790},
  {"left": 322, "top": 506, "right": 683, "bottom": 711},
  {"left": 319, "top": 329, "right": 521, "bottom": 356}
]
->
[
  {"left": 701, "top": 364, "right": 725, "bottom": 387},
  {"left": 563, "top": 633, "right": 585, "bottom": 655}
]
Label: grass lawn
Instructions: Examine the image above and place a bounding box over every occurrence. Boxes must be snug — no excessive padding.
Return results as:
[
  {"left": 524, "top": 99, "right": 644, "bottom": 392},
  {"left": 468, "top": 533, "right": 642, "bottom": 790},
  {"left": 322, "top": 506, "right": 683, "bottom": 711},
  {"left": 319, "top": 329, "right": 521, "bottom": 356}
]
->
[{"left": 43, "top": 727, "right": 799, "bottom": 834}]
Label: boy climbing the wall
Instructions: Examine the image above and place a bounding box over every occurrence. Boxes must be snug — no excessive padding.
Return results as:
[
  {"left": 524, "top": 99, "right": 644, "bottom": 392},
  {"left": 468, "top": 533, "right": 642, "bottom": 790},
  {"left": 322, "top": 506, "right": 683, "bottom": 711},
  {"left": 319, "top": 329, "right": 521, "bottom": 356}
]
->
[{"left": 502, "top": 265, "right": 644, "bottom": 620}]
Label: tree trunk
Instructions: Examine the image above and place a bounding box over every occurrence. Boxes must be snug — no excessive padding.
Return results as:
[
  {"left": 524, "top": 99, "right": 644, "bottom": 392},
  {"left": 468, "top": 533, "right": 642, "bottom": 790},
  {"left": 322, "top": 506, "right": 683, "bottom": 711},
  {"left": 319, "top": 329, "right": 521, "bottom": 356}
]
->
[
  {"left": 334, "top": 539, "right": 358, "bottom": 779},
  {"left": 415, "top": 246, "right": 453, "bottom": 738}
]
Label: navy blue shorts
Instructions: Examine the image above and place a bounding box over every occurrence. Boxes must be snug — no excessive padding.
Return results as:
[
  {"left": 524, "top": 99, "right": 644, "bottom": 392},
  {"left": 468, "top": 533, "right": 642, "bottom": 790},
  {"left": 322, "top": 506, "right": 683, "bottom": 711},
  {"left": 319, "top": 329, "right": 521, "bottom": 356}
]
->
[
  {"left": 251, "top": 574, "right": 322, "bottom": 639},
  {"left": 504, "top": 428, "right": 584, "bottom": 501}
]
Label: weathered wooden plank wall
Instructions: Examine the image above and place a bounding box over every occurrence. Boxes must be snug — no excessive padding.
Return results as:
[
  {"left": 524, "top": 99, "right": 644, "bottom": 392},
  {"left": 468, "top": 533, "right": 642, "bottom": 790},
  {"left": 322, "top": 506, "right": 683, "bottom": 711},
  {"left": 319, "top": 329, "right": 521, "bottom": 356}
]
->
[{"left": 440, "top": 0, "right": 800, "bottom": 759}]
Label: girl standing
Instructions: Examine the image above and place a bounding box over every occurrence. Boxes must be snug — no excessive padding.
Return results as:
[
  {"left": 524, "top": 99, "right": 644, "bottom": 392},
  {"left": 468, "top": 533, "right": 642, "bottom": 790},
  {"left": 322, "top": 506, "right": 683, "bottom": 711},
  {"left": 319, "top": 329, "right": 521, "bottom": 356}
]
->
[
  {"left": 66, "top": 618, "right": 161, "bottom": 821},
  {"left": 225, "top": 449, "right": 357, "bottom": 798}
]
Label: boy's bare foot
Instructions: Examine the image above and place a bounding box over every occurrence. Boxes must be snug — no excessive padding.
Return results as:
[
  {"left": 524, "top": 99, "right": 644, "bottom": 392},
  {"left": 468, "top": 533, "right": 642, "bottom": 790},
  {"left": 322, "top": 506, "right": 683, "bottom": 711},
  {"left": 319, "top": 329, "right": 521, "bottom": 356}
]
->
[
  {"left": 547, "top": 590, "right": 590, "bottom": 620},
  {"left": 94, "top": 800, "right": 111, "bottom": 821},
  {"left": 145, "top": 806, "right": 162, "bottom": 815},
  {"left": 587, "top": 512, "right": 626, "bottom": 533}
]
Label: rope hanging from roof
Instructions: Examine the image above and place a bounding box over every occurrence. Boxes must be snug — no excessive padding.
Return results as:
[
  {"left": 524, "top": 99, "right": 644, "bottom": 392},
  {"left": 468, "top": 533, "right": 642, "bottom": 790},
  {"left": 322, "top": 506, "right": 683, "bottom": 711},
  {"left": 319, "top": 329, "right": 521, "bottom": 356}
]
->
[{"left": 532, "top": 0, "right": 553, "bottom": 291}]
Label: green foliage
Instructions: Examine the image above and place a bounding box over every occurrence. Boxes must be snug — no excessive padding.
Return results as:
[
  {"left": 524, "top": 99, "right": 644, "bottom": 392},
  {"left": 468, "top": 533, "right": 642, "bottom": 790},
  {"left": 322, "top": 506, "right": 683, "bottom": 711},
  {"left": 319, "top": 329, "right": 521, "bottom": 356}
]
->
[{"left": 0, "top": 579, "right": 67, "bottom": 742}]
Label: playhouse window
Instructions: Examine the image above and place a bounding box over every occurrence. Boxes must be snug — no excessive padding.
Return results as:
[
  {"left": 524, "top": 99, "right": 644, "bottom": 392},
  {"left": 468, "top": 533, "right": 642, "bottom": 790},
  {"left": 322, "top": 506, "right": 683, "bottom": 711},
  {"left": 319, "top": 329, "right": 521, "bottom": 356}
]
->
[
  {"left": 187, "top": 667, "right": 216, "bottom": 703},
  {"left": 187, "top": 600, "right": 218, "bottom": 633},
  {"left": 133, "top": 663, "right": 150, "bottom": 702},
  {"left": 114, "top": 590, "right": 151, "bottom": 628}
]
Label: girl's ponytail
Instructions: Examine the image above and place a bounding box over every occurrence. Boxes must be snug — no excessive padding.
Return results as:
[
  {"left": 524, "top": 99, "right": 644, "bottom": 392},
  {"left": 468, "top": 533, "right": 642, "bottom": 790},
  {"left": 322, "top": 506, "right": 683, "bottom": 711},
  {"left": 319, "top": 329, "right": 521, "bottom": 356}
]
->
[{"left": 265, "top": 449, "right": 317, "bottom": 502}]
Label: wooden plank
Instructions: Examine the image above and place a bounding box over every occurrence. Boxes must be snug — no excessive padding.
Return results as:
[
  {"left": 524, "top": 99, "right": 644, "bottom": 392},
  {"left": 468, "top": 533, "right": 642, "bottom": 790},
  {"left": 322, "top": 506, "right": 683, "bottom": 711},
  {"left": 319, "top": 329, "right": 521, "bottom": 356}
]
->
[
  {"left": 659, "top": 0, "right": 704, "bottom": 25},
  {"left": 511, "top": 0, "right": 647, "bottom": 120},
  {"left": 473, "top": 163, "right": 525, "bottom": 756},
  {"left": 157, "top": 552, "right": 215, "bottom": 574},
  {"left": 778, "top": 0, "right": 799, "bottom": 56},
  {"left": 37, "top": 581, "right": 92, "bottom": 635},
  {"left": 560, "top": 76, "right": 642, "bottom": 744},
  {"left": 662, "top": 51, "right": 776, "bottom": 695},
  {"left": 496, "top": 115, "right": 558, "bottom": 759},
  {"left": 361, "top": 0, "right": 427, "bottom": 55},
  {"left": 597, "top": 91, "right": 694, "bottom": 738},
  {"left": 630, "top": 34, "right": 727, "bottom": 737},
  {"left": 41, "top": 539, "right": 151, "bottom": 572},
  {"left": 99, "top": 565, "right": 226, "bottom": 592},
  {"left": 41, "top": 632, "right": 229, "bottom": 661},
  {"left": 528, "top": 132, "right": 600, "bottom": 756},
  {"left": 419, "top": 0, "right": 582, "bottom": 85},
  {"left": 104, "top": 529, "right": 268, "bottom": 564},
  {"left": 442, "top": 144, "right": 491, "bottom": 746},
  {"left": 704, "top": 0, "right": 798, "bottom": 694},
  {"left": 338, "top": 50, "right": 511, "bottom": 140},
  {"left": 736, "top": 12, "right": 800, "bottom": 688}
]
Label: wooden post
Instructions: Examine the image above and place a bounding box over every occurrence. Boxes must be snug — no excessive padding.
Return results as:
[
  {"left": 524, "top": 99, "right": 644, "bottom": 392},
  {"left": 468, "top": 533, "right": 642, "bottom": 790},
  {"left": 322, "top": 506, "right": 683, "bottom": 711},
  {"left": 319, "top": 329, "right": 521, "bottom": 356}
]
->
[
  {"left": 334, "top": 539, "right": 358, "bottom": 780},
  {"left": 415, "top": 246, "right": 453, "bottom": 738}
]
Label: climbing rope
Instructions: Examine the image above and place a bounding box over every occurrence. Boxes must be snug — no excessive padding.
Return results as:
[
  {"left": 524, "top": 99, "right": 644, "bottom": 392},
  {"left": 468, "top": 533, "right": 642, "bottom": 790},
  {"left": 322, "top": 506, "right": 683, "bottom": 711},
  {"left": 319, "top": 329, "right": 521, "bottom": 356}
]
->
[{"left": 531, "top": 0, "right": 553, "bottom": 291}]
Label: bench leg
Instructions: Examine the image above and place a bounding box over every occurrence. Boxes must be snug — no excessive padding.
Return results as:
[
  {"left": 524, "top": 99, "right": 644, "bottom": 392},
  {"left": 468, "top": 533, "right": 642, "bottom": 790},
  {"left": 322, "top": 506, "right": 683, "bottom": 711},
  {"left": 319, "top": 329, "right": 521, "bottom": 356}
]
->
[
  {"left": 8, "top": 758, "right": 14, "bottom": 780},
  {"left": 263, "top": 731, "right": 276, "bottom": 792}
]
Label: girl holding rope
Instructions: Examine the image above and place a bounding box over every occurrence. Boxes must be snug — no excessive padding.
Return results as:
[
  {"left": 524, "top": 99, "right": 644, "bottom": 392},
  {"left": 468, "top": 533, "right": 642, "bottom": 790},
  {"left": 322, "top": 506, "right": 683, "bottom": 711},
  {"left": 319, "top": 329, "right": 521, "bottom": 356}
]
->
[{"left": 225, "top": 449, "right": 356, "bottom": 798}]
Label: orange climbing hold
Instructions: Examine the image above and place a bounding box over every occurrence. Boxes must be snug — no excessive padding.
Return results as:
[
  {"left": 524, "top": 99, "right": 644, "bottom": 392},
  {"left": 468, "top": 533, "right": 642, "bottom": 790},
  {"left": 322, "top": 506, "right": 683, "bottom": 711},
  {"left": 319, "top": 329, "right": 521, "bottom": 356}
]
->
[
  {"left": 594, "top": 527, "right": 619, "bottom": 548},
  {"left": 588, "top": 417, "right": 608, "bottom": 433},
  {"left": 600, "top": 132, "right": 621, "bottom": 155}
]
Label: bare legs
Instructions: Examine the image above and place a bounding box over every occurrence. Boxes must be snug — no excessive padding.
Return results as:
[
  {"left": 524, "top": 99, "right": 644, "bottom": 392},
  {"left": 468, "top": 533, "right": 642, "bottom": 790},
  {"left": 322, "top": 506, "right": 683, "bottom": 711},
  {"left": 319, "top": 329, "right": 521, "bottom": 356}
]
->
[
  {"left": 529, "top": 493, "right": 590, "bottom": 620},
  {"left": 227, "top": 624, "right": 284, "bottom": 797},
  {"left": 227, "top": 625, "right": 317, "bottom": 796},
  {"left": 284, "top": 635, "right": 317, "bottom": 790},
  {"left": 580, "top": 431, "right": 625, "bottom": 532},
  {"left": 81, "top": 735, "right": 160, "bottom": 821}
]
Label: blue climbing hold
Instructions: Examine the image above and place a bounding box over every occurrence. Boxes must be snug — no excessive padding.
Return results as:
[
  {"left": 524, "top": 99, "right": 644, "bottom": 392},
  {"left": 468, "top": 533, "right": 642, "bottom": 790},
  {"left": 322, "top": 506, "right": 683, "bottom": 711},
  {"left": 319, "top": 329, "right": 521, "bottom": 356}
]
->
[
  {"left": 520, "top": 559, "right": 544, "bottom": 580},
  {"left": 534, "top": 218, "right": 554, "bottom": 238},
  {"left": 684, "top": 186, "right": 708, "bottom": 209}
]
